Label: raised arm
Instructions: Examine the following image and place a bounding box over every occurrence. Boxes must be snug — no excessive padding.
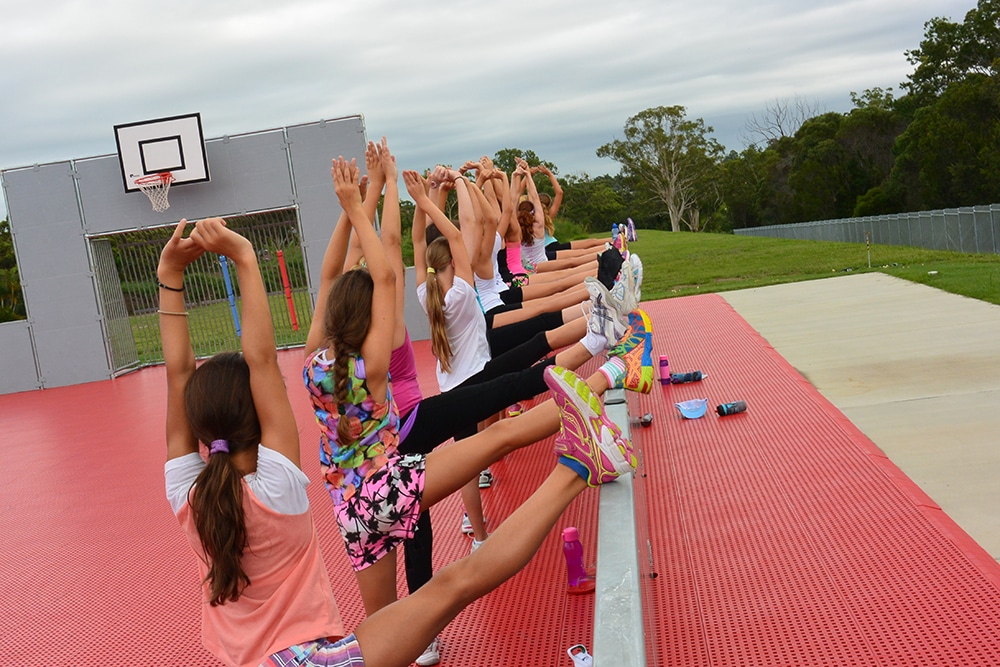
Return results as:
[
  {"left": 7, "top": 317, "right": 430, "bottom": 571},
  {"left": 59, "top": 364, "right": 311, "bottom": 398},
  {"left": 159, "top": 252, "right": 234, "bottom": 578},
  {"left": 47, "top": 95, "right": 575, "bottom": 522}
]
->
[
  {"left": 520, "top": 158, "right": 546, "bottom": 233},
  {"left": 418, "top": 167, "right": 475, "bottom": 285},
  {"left": 332, "top": 157, "right": 395, "bottom": 400},
  {"left": 304, "top": 160, "right": 358, "bottom": 356},
  {"left": 376, "top": 137, "right": 407, "bottom": 349},
  {"left": 536, "top": 164, "right": 563, "bottom": 219},
  {"left": 403, "top": 170, "right": 431, "bottom": 289},
  {"left": 158, "top": 219, "right": 205, "bottom": 461},
  {"left": 190, "top": 218, "right": 301, "bottom": 467},
  {"left": 345, "top": 141, "right": 387, "bottom": 271},
  {"left": 469, "top": 167, "right": 500, "bottom": 280}
]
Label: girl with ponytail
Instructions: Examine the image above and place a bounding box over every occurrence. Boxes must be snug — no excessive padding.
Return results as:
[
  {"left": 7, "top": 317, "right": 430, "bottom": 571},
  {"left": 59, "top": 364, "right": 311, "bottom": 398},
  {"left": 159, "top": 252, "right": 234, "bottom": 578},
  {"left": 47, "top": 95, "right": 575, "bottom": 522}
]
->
[{"left": 159, "top": 217, "right": 344, "bottom": 666}]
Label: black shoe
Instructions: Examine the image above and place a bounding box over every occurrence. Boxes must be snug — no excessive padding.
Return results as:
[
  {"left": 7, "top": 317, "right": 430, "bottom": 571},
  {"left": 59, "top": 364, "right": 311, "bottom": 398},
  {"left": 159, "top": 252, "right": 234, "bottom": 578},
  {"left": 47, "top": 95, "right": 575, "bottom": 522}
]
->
[{"left": 598, "top": 247, "right": 625, "bottom": 289}]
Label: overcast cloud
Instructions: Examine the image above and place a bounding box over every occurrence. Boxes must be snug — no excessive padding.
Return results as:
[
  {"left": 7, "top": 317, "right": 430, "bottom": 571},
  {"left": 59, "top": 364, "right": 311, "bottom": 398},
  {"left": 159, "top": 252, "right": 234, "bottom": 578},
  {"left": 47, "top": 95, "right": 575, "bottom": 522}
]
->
[{"left": 0, "top": 0, "right": 975, "bottom": 219}]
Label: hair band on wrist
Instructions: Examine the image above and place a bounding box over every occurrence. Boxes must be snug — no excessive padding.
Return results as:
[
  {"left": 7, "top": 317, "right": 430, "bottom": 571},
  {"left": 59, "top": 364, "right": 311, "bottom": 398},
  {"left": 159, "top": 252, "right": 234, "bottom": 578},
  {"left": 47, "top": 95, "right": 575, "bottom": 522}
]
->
[
  {"left": 157, "top": 279, "right": 184, "bottom": 292},
  {"left": 157, "top": 309, "right": 189, "bottom": 316},
  {"left": 209, "top": 439, "right": 230, "bottom": 455}
]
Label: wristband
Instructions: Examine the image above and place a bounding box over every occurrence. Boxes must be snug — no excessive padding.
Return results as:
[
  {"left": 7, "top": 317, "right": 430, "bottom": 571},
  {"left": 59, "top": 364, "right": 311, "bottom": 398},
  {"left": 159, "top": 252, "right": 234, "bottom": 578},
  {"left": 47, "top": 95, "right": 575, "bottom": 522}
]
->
[{"left": 157, "top": 278, "right": 184, "bottom": 292}]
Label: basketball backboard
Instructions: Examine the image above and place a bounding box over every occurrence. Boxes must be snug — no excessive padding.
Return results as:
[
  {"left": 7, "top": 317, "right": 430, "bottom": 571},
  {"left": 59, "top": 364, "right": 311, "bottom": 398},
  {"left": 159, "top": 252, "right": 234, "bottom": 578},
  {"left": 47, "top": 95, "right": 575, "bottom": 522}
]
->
[{"left": 114, "top": 113, "right": 210, "bottom": 192}]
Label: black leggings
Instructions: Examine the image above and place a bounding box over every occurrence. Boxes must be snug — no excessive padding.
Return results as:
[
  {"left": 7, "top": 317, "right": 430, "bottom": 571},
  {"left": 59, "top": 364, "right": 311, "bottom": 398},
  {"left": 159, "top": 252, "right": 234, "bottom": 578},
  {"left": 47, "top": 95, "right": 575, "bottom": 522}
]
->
[
  {"left": 485, "top": 310, "right": 564, "bottom": 359},
  {"left": 394, "top": 331, "right": 555, "bottom": 592}
]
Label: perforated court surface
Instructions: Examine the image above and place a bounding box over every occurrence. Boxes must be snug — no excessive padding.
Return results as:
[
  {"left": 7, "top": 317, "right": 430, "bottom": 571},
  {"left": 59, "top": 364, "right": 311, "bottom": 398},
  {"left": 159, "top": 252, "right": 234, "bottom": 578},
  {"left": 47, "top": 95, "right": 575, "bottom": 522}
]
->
[{"left": 2, "top": 292, "right": 1000, "bottom": 666}]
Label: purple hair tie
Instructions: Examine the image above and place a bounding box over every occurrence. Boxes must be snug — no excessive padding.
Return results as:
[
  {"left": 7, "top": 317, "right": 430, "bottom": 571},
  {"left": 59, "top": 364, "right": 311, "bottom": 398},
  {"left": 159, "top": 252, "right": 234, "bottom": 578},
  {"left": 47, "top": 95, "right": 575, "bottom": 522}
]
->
[{"left": 209, "top": 439, "right": 230, "bottom": 455}]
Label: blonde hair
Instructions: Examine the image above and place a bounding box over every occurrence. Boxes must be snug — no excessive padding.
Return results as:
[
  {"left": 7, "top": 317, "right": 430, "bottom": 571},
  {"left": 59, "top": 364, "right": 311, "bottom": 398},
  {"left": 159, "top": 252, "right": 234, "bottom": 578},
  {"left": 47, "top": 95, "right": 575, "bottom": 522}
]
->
[{"left": 424, "top": 238, "right": 454, "bottom": 373}]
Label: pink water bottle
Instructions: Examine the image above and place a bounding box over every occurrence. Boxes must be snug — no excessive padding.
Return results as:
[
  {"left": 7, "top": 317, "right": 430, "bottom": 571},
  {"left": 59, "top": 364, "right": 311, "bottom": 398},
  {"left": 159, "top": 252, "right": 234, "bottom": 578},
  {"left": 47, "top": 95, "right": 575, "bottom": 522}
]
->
[{"left": 562, "top": 527, "right": 595, "bottom": 594}]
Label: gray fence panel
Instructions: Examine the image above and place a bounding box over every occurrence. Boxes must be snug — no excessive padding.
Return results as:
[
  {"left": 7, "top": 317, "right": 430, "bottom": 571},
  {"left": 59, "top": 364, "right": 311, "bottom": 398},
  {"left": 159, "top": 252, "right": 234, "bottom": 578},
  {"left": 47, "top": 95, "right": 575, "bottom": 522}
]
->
[
  {"left": 0, "top": 321, "right": 39, "bottom": 393},
  {"left": 2, "top": 162, "right": 111, "bottom": 388},
  {"left": 992, "top": 205, "right": 1000, "bottom": 254},
  {"left": 735, "top": 203, "right": 1000, "bottom": 257},
  {"left": 285, "top": 117, "right": 367, "bottom": 298}
]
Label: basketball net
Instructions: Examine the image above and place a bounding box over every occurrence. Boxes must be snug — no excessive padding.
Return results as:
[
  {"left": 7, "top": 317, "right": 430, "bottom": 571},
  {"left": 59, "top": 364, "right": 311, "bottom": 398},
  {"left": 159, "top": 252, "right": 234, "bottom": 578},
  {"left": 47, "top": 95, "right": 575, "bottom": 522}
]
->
[{"left": 134, "top": 172, "right": 174, "bottom": 212}]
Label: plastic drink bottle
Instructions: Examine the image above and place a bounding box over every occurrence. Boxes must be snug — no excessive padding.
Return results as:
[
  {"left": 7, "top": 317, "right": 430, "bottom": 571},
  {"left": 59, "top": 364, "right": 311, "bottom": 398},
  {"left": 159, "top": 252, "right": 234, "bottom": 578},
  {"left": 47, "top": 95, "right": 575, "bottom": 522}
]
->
[
  {"left": 670, "top": 370, "right": 705, "bottom": 384},
  {"left": 562, "top": 527, "right": 595, "bottom": 593},
  {"left": 659, "top": 355, "right": 670, "bottom": 384},
  {"left": 717, "top": 400, "right": 748, "bottom": 416}
]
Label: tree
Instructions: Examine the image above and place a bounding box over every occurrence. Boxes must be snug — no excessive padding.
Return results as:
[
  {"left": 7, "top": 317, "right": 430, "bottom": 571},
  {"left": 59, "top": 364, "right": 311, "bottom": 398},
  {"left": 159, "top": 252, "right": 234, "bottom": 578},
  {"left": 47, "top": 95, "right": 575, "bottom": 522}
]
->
[
  {"left": 598, "top": 106, "right": 724, "bottom": 232},
  {"left": 903, "top": 0, "right": 1000, "bottom": 105},
  {"left": 0, "top": 217, "right": 25, "bottom": 321},
  {"left": 742, "top": 95, "right": 822, "bottom": 148},
  {"left": 889, "top": 73, "right": 1000, "bottom": 210}
]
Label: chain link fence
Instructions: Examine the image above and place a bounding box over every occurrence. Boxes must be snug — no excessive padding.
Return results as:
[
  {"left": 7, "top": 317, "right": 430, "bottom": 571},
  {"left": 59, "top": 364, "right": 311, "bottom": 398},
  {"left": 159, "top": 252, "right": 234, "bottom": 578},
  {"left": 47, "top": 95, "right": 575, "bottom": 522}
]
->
[
  {"left": 88, "top": 208, "right": 312, "bottom": 369},
  {"left": 735, "top": 204, "right": 1000, "bottom": 255}
]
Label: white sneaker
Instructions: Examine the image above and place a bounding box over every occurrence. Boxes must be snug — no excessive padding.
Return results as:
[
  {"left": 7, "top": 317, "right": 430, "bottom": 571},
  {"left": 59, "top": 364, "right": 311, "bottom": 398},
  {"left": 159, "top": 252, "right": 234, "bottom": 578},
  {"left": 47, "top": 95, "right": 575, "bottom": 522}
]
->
[
  {"left": 471, "top": 536, "right": 486, "bottom": 553},
  {"left": 584, "top": 277, "right": 629, "bottom": 346},
  {"left": 416, "top": 637, "right": 440, "bottom": 666},
  {"left": 478, "top": 468, "right": 494, "bottom": 488}
]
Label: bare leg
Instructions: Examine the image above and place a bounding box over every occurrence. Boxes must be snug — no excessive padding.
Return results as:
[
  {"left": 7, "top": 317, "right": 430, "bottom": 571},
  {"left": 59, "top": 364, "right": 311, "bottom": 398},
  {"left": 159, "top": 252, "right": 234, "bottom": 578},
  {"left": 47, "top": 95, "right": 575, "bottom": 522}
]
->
[
  {"left": 534, "top": 253, "right": 597, "bottom": 273},
  {"left": 354, "top": 465, "right": 590, "bottom": 667},
  {"left": 492, "top": 284, "right": 589, "bottom": 328},
  {"left": 420, "top": 372, "right": 609, "bottom": 509},
  {"left": 460, "top": 478, "right": 487, "bottom": 542},
  {"left": 354, "top": 547, "right": 399, "bottom": 616},
  {"left": 521, "top": 261, "right": 596, "bottom": 289}
]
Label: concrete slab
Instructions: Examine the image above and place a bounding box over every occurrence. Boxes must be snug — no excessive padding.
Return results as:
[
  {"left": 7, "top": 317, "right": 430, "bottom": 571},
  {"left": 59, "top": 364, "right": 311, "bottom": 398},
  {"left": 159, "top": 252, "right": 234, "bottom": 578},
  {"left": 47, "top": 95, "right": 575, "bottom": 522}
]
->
[{"left": 722, "top": 273, "right": 1000, "bottom": 561}]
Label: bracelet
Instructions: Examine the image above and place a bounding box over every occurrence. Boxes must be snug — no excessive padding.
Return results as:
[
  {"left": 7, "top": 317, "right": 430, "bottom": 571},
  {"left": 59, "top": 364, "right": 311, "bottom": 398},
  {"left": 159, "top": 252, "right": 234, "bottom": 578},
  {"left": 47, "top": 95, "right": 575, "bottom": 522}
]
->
[
  {"left": 157, "top": 309, "right": 189, "bottom": 316},
  {"left": 157, "top": 279, "right": 184, "bottom": 292}
]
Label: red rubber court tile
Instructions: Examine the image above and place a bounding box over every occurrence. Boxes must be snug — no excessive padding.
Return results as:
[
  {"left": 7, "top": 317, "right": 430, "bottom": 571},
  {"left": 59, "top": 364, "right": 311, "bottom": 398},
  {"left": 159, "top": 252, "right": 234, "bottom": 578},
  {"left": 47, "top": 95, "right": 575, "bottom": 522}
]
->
[
  {"left": 0, "top": 342, "right": 596, "bottom": 666},
  {"left": 4, "top": 293, "right": 1000, "bottom": 665},
  {"left": 632, "top": 294, "right": 1000, "bottom": 666}
]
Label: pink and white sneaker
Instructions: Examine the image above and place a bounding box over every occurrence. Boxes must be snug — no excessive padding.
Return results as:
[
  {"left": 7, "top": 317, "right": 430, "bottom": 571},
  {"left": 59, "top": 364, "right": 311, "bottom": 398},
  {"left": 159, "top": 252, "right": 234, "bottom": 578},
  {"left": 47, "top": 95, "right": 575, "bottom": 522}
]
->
[{"left": 544, "top": 366, "right": 636, "bottom": 486}]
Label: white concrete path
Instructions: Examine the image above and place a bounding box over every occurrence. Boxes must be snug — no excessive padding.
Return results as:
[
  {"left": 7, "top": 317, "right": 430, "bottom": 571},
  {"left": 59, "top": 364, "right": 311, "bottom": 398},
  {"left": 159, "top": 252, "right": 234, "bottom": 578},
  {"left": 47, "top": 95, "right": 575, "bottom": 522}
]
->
[{"left": 722, "top": 273, "right": 1000, "bottom": 561}]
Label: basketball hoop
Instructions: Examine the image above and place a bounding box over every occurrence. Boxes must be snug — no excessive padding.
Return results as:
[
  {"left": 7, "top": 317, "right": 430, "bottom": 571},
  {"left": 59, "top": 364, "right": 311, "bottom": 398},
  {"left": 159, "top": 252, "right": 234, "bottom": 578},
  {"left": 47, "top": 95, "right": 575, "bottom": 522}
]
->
[{"left": 133, "top": 172, "right": 174, "bottom": 212}]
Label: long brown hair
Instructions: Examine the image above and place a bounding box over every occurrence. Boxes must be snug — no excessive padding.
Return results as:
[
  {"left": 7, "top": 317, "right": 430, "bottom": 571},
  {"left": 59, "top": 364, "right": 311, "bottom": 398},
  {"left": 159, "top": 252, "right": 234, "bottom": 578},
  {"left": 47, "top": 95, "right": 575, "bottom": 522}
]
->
[
  {"left": 324, "top": 267, "right": 374, "bottom": 443},
  {"left": 184, "top": 351, "right": 261, "bottom": 606},
  {"left": 516, "top": 202, "right": 537, "bottom": 246},
  {"left": 424, "top": 237, "right": 454, "bottom": 373}
]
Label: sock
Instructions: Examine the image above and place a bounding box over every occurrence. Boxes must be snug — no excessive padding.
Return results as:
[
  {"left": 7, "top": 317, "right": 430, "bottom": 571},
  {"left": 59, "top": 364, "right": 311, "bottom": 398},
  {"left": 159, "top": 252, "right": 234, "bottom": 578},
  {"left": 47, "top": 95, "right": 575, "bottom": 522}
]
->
[
  {"left": 598, "top": 357, "right": 626, "bottom": 389},
  {"left": 581, "top": 328, "right": 607, "bottom": 356}
]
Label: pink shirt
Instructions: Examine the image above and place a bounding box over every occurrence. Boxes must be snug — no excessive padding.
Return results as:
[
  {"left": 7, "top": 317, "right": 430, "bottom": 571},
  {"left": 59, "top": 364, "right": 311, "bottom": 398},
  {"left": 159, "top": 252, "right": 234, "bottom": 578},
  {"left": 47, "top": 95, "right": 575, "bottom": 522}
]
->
[
  {"left": 176, "top": 485, "right": 344, "bottom": 666},
  {"left": 390, "top": 330, "right": 423, "bottom": 417}
]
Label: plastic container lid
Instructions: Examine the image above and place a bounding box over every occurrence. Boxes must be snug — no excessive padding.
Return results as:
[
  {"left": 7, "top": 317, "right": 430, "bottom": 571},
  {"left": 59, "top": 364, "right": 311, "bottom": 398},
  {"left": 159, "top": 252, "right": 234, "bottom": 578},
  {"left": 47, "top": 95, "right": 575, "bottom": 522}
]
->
[
  {"left": 562, "top": 526, "right": 580, "bottom": 542},
  {"left": 674, "top": 398, "right": 709, "bottom": 419}
]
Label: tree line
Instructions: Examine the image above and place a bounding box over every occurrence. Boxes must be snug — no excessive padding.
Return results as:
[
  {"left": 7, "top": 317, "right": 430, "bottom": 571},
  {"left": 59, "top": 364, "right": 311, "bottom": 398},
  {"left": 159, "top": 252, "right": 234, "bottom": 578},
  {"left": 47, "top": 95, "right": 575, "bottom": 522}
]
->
[{"left": 555, "top": 0, "right": 1000, "bottom": 234}]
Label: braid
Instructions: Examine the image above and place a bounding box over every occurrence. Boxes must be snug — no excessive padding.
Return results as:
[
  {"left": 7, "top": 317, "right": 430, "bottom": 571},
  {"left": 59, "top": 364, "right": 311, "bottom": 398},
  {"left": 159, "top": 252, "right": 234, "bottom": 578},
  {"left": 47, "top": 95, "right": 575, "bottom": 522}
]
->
[{"left": 331, "top": 340, "right": 355, "bottom": 444}]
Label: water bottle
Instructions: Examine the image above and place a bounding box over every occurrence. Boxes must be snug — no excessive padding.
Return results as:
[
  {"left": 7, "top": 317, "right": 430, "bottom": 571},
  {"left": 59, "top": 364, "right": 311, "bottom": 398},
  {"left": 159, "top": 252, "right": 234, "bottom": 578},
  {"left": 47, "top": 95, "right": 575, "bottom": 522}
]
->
[
  {"left": 659, "top": 355, "right": 670, "bottom": 384},
  {"left": 670, "top": 370, "right": 705, "bottom": 384},
  {"left": 562, "top": 527, "right": 595, "bottom": 593},
  {"left": 717, "top": 400, "right": 748, "bottom": 416},
  {"left": 611, "top": 223, "right": 619, "bottom": 239}
]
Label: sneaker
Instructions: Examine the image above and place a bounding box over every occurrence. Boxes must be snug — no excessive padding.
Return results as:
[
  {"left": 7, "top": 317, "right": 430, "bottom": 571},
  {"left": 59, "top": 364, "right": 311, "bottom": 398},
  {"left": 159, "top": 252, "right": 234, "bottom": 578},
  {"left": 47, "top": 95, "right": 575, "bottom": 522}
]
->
[
  {"left": 544, "top": 366, "right": 637, "bottom": 486},
  {"left": 584, "top": 277, "right": 629, "bottom": 345},
  {"left": 416, "top": 637, "right": 441, "bottom": 666},
  {"left": 506, "top": 402, "right": 523, "bottom": 417},
  {"left": 478, "top": 468, "right": 494, "bottom": 488},
  {"left": 628, "top": 253, "right": 643, "bottom": 295},
  {"left": 471, "top": 537, "right": 486, "bottom": 553},
  {"left": 607, "top": 309, "right": 654, "bottom": 393},
  {"left": 609, "top": 255, "right": 639, "bottom": 315},
  {"left": 461, "top": 512, "right": 487, "bottom": 534}
]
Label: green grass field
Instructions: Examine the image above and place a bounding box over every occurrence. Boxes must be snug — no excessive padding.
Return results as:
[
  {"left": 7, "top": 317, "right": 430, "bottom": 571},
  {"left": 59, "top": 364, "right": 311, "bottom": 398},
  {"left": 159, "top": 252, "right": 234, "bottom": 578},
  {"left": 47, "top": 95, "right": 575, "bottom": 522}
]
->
[
  {"left": 125, "top": 230, "right": 1000, "bottom": 364},
  {"left": 621, "top": 230, "right": 1000, "bottom": 306}
]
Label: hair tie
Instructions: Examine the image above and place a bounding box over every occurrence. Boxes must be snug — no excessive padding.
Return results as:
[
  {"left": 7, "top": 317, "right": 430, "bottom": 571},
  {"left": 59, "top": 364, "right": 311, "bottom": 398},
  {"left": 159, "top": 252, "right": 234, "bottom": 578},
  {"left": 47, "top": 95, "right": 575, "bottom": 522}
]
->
[
  {"left": 337, "top": 404, "right": 347, "bottom": 416},
  {"left": 209, "top": 439, "right": 230, "bottom": 455},
  {"left": 426, "top": 267, "right": 436, "bottom": 275}
]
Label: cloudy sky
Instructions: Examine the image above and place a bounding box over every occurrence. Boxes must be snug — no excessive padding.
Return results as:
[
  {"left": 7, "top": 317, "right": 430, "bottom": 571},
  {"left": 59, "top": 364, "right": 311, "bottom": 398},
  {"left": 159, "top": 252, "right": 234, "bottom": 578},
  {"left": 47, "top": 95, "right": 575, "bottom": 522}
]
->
[{"left": 0, "top": 0, "right": 975, "bottom": 220}]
